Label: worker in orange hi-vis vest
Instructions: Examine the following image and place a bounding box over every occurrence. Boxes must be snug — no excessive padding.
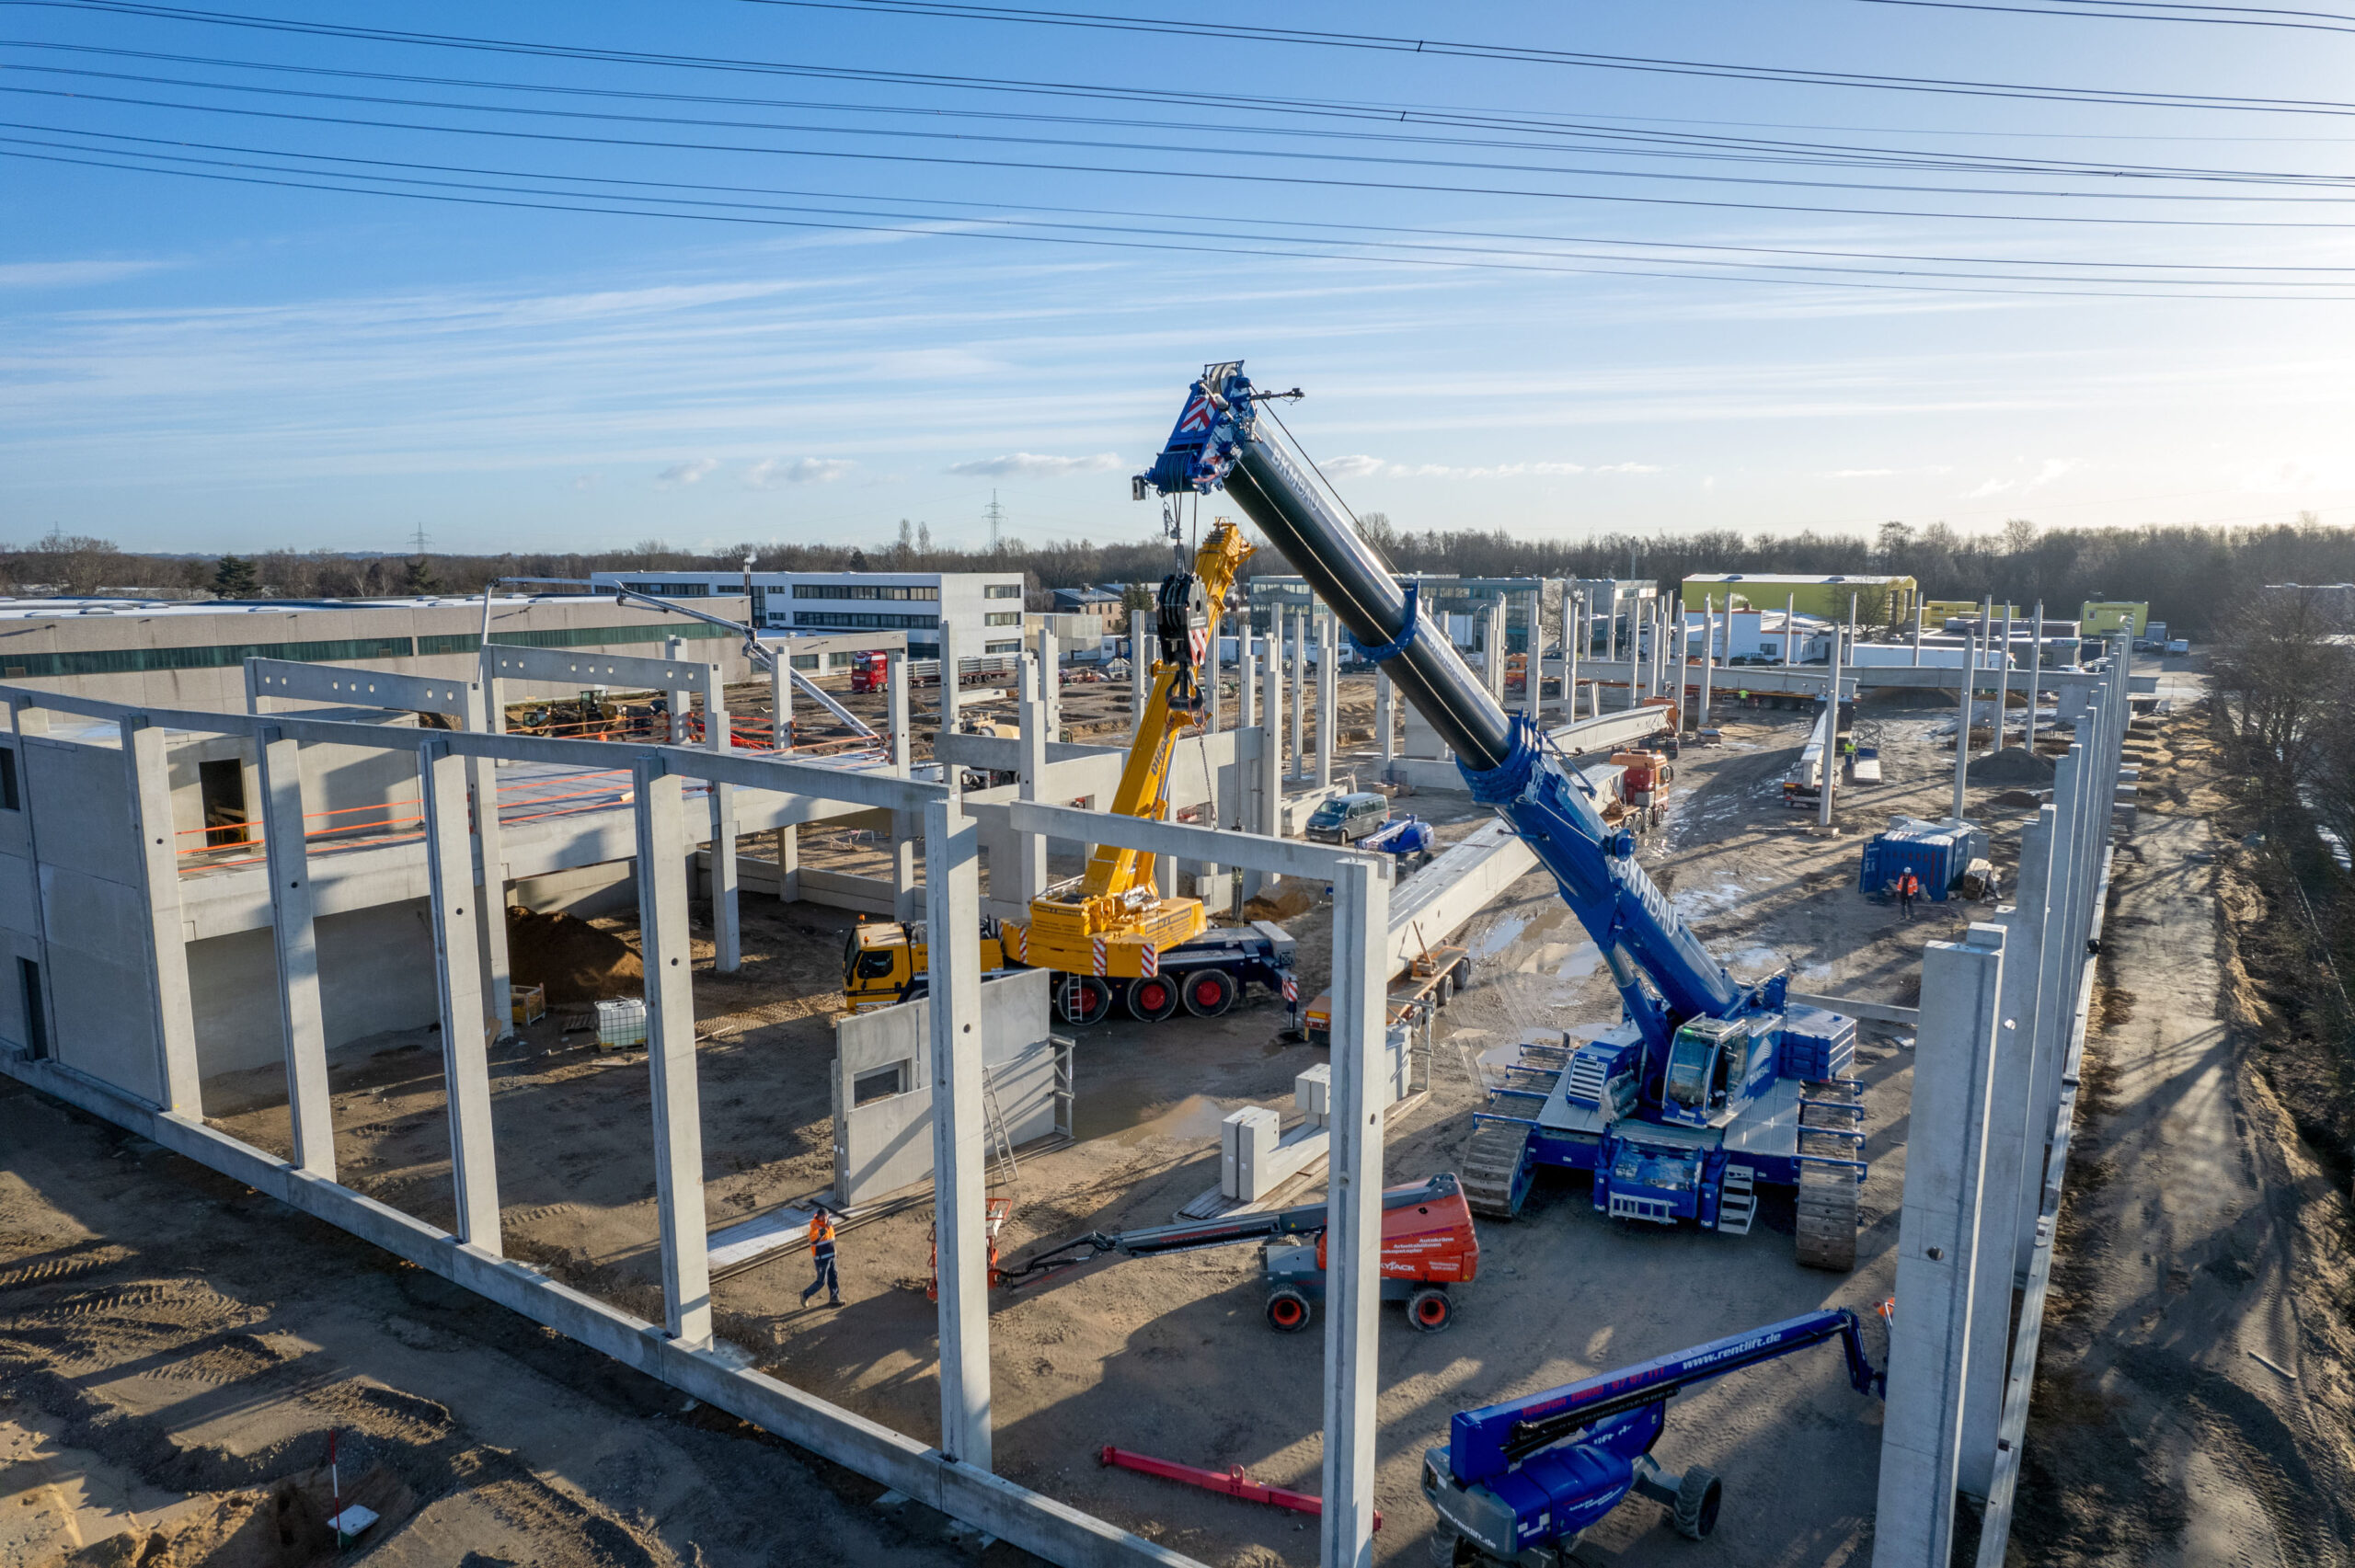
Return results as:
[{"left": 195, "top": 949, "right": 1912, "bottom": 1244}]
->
[
  {"left": 800, "top": 1205, "right": 842, "bottom": 1308},
  {"left": 1897, "top": 869, "right": 1921, "bottom": 921}
]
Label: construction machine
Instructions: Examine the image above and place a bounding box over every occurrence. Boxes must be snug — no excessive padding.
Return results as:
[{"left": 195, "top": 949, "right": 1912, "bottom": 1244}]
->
[
  {"left": 843, "top": 519, "right": 1298, "bottom": 1025},
  {"left": 996, "top": 1172, "right": 1480, "bottom": 1333},
  {"left": 1421, "top": 1307, "right": 1885, "bottom": 1561},
  {"left": 1135, "top": 362, "right": 1867, "bottom": 1270}
]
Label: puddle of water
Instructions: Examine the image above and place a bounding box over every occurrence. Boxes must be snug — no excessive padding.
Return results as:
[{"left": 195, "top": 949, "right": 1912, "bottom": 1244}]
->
[
  {"left": 1472, "top": 913, "right": 1530, "bottom": 961},
  {"left": 1554, "top": 947, "right": 1602, "bottom": 980}
]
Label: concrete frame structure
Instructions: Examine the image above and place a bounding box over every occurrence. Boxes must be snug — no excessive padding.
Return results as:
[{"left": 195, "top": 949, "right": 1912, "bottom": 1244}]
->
[
  {"left": 1873, "top": 640, "right": 2131, "bottom": 1566},
  {"left": 0, "top": 661, "right": 1407, "bottom": 1568}
]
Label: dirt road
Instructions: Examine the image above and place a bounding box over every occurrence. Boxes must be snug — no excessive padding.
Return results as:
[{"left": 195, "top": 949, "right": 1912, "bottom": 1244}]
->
[{"left": 2011, "top": 706, "right": 2355, "bottom": 1566}]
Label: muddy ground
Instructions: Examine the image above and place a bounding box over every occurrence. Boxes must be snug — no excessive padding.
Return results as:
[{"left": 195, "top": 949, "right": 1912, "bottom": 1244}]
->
[{"left": 9, "top": 681, "right": 2097, "bottom": 1566}]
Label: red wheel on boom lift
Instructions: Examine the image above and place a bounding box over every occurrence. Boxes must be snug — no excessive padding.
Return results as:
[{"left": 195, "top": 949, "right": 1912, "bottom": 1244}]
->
[
  {"left": 1407, "top": 1286, "right": 1453, "bottom": 1333},
  {"left": 1127, "top": 976, "right": 1179, "bottom": 1022},
  {"left": 1181, "top": 969, "right": 1235, "bottom": 1018},
  {"left": 1265, "top": 1287, "right": 1313, "bottom": 1333}
]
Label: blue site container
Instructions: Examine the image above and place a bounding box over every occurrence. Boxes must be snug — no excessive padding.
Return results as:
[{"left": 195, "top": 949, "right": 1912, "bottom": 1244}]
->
[
  {"left": 1777, "top": 1006, "right": 1856, "bottom": 1082},
  {"left": 1858, "top": 820, "right": 1982, "bottom": 900}
]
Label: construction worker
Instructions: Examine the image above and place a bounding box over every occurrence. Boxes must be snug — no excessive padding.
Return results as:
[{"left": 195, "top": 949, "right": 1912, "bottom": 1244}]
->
[
  {"left": 800, "top": 1205, "right": 842, "bottom": 1308},
  {"left": 1897, "top": 869, "right": 1921, "bottom": 921}
]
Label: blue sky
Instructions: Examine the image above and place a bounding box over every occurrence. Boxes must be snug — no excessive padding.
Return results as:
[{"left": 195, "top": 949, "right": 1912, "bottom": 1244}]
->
[{"left": 3, "top": 0, "right": 2351, "bottom": 554}]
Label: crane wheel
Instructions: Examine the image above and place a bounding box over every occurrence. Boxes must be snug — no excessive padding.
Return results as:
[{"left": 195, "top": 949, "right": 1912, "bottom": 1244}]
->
[
  {"left": 1181, "top": 970, "right": 1235, "bottom": 1018},
  {"left": 1671, "top": 1467, "right": 1722, "bottom": 1540},
  {"left": 1451, "top": 960, "right": 1471, "bottom": 992},
  {"left": 1265, "top": 1287, "right": 1314, "bottom": 1333},
  {"left": 1407, "top": 1287, "right": 1453, "bottom": 1333},
  {"left": 1056, "top": 977, "right": 1115, "bottom": 1027},
  {"left": 1127, "top": 976, "right": 1179, "bottom": 1022}
]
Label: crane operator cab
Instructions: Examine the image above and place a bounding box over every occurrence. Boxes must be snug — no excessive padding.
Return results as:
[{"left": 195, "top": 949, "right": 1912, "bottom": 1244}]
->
[
  {"left": 842, "top": 921, "right": 1010, "bottom": 1013},
  {"left": 1657, "top": 1016, "right": 1763, "bottom": 1129}
]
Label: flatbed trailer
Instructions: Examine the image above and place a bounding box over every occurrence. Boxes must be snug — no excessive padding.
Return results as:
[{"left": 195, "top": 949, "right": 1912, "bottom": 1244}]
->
[{"left": 1303, "top": 943, "right": 1471, "bottom": 1047}]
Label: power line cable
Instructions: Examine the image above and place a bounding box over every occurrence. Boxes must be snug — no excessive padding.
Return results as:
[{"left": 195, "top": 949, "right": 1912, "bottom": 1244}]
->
[
  {"left": 16, "top": 79, "right": 2355, "bottom": 230},
  {"left": 1858, "top": 0, "right": 2355, "bottom": 33}
]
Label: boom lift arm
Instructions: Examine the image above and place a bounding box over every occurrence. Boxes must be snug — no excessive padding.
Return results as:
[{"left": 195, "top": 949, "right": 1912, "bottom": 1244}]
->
[
  {"left": 1426, "top": 1308, "right": 1884, "bottom": 1557},
  {"left": 1135, "top": 363, "right": 1741, "bottom": 1054}
]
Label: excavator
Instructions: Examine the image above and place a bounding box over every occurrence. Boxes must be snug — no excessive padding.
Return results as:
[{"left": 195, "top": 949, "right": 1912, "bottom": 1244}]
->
[
  {"left": 842, "top": 519, "right": 1298, "bottom": 1025},
  {"left": 1134, "top": 362, "right": 1867, "bottom": 1271}
]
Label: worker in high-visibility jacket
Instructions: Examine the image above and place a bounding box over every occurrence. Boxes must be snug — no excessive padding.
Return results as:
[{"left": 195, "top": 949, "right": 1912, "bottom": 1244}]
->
[
  {"left": 800, "top": 1205, "right": 842, "bottom": 1308},
  {"left": 1897, "top": 869, "right": 1922, "bottom": 921}
]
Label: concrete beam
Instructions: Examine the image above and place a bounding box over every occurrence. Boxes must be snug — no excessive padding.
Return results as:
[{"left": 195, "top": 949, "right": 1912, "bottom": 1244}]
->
[
  {"left": 1785, "top": 990, "right": 1921, "bottom": 1028},
  {"left": 247, "top": 658, "right": 475, "bottom": 716},
  {"left": 1009, "top": 799, "right": 1361, "bottom": 880}
]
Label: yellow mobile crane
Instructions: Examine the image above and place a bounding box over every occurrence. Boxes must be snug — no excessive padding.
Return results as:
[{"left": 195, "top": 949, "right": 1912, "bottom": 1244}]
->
[{"left": 843, "top": 520, "right": 1298, "bottom": 1025}]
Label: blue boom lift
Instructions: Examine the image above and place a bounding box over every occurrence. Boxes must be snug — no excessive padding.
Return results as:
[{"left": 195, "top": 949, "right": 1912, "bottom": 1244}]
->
[
  {"left": 1421, "top": 1308, "right": 1885, "bottom": 1561},
  {"left": 1135, "top": 362, "right": 1868, "bottom": 1269}
]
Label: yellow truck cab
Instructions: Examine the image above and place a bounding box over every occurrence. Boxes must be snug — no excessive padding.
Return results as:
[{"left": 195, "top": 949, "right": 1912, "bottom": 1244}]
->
[{"left": 842, "top": 920, "right": 1009, "bottom": 1013}]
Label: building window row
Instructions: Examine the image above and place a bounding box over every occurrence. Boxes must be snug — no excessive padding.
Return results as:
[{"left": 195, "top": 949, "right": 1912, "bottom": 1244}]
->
[
  {"left": 985, "top": 639, "right": 1021, "bottom": 654},
  {"left": 983, "top": 612, "right": 1021, "bottom": 626},
  {"left": 793, "top": 611, "right": 942, "bottom": 630},
  {"left": 791, "top": 583, "right": 940, "bottom": 601},
  {"left": 983, "top": 583, "right": 1023, "bottom": 599},
  {"left": 620, "top": 580, "right": 708, "bottom": 597}
]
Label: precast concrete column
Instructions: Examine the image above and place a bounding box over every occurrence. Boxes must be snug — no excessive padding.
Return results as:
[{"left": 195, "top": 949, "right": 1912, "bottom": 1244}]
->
[
  {"left": 1567, "top": 594, "right": 1582, "bottom": 725},
  {"left": 2011, "top": 803, "right": 2067, "bottom": 1273},
  {"left": 120, "top": 718, "right": 201, "bottom": 1116},
  {"left": 420, "top": 738, "right": 500, "bottom": 1255},
  {"left": 1375, "top": 665, "right": 1394, "bottom": 763},
  {"left": 664, "top": 635, "right": 691, "bottom": 746},
  {"left": 1819, "top": 628, "right": 1840, "bottom": 829},
  {"left": 770, "top": 643, "right": 793, "bottom": 751},
  {"left": 1605, "top": 589, "right": 1618, "bottom": 663},
  {"left": 1130, "top": 609, "right": 1152, "bottom": 737},
  {"left": 1913, "top": 602, "right": 1925, "bottom": 666},
  {"left": 634, "top": 760, "right": 713, "bottom": 1349},
  {"left": 708, "top": 768, "right": 741, "bottom": 977},
  {"left": 1787, "top": 592, "right": 1798, "bottom": 668},
  {"left": 257, "top": 731, "right": 332, "bottom": 1178},
  {"left": 1014, "top": 653, "right": 1050, "bottom": 904},
  {"left": 775, "top": 823, "right": 799, "bottom": 901},
  {"left": 925, "top": 796, "right": 993, "bottom": 1467},
  {"left": 1522, "top": 590, "right": 1544, "bottom": 718},
  {"left": 1874, "top": 921, "right": 2008, "bottom": 1568},
  {"left": 1315, "top": 616, "right": 1336, "bottom": 789},
  {"left": 1321, "top": 854, "right": 1392, "bottom": 1568},
  {"left": 1262, "top": 640, "right": 1285, "bottom": 842},
  {"left": 1951, "top": 618, "right": 1978, "bottom": 823},
  {"left": 1999, "top": 606, "right": 2016, "bottom": 747},
  {"left": 460, "top": 684, "right": 514, "bottom": 1033},
  {"left": 1035, "top": 624, "right": 1062, "bottom": 741},
  {"left": 1961, "top": 830, "right": 2051, "bottom": 1493},
  {"left": 1696, "top": 597, "right": 1716, "bottom": 728},
  {"left": 2025, "top": 603, "right": 2045, "bottom": 752},
  {"left": 936, "top": 622, "right": 961, "bottom": 740},
  {"left": 1239, "top": 631, "right": 1258, "bottom": 732},
  {"left": 1290, "top": 610, "right": 1306, "bottom": 779},
  {"left": 888, "top": 648, "right": 919, "bottom": 921},
  {"left": 2029, "top": 742, "right": 2089, "bottom": 1141},
  {"left": 1485, "top": 599, "right": 1508, "bottom": 706}
]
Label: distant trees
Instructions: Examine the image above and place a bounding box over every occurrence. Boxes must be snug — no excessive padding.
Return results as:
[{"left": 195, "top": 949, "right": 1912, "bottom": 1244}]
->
[{"left": 212, "top": 555, "right": 258, "bottom": 597}]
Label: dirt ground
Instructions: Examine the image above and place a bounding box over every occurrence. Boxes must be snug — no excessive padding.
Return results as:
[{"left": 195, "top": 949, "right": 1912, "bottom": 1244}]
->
[
  {"left": 2007, "top": 681, "right": 2355, "bottom": 1568},
  {"left": 8, "top": 678, "right": 2113, "bottom": 1566}
]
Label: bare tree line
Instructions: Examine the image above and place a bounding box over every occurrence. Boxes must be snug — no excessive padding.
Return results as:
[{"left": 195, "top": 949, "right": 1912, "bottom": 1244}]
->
[{"left": 4, "top": 512, "right": 2351, "bottom": 636}]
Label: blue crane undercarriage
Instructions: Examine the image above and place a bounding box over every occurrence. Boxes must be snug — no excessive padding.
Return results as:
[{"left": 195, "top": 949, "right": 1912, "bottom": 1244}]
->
[{"left": 1137, "top": 362, "right": 1867, "bottom": 1269}]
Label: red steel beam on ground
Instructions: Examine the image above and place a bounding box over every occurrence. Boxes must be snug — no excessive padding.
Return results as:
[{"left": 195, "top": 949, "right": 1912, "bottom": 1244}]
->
[{"left": 1098, "top": 1447, "right": 1381, "bottom": 1531}]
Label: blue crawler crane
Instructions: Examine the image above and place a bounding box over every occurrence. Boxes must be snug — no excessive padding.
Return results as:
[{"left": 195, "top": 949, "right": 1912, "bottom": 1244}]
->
[
  {"left": 1421, "top": 1308, "right": 1885, "bottom": 1561},
  {"left": 1136, "top": 362, "right": 1868, "bottom": 1269}
]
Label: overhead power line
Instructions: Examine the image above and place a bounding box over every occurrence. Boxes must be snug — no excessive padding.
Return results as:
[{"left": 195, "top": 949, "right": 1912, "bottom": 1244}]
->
[{"left": 1858, "top": 0, "right": 2355, "bottom": 34}]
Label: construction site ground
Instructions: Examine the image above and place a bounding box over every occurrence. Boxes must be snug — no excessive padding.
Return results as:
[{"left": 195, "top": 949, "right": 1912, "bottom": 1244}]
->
[{"left": 4, "top": 670, "right": 2234, "bottom": 1568}]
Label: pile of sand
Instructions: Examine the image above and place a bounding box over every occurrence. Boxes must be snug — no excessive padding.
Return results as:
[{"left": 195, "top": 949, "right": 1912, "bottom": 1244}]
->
[
  {"left": 505, "top": 907, "right": 643, "bottom": 1004},
  {"left": 1244, "top": 881, "right": 1319, "bottom": 921},
  {"left": 1968, "top": 746, "right": 2058, "bottom": 785}
]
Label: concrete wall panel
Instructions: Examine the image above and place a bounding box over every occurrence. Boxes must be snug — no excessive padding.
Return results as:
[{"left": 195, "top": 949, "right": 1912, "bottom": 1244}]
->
[
  {"left": 24, "top": 738, "right": 139, "bottom": 884},
  {"left": 0, "top": 851, "right": 37, "bottom": 937},
  {"left": 42, "top": 936, "right": 163, "bottom": 1101},
  {"left": 189, "top": 898, "right": 442, "bottom": 1077}
]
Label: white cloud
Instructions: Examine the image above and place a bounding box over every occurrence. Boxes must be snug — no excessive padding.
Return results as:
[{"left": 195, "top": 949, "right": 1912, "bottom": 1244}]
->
[
  {"left": 567, "top": 472, "right": 603, "bottom": 492},
  {"left": 1829, "top": 468, "right": 1895, "bottom": 479},
  {"left": 1591, "top": 462, "right": 1661, "bottom": 475},
  {"left": 1315, "top": 456, "right": 1610, "bottom": 480},
  {"left": 2026, "top": 457, "right": 2076, "bottom": 489},
  {"left": 746, "top": 456, "right": 856, "bottom": 488},
  {"left": 657, "top": 457, "right": 718, "bottom": 486},
  {"left": 1965, "top": 476, "right": 2016, "bottom": 498},
  {"left": 0, "top": 259, "right": 174, "bottom": 290},
  {"left": 947, "top": 452, "right": 1122, "bottom": 477}
]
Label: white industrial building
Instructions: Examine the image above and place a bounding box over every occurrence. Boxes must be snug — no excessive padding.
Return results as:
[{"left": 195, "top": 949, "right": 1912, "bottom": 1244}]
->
[{"left": 590, "top": 569, "right": 1026, "bottom": 661}]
